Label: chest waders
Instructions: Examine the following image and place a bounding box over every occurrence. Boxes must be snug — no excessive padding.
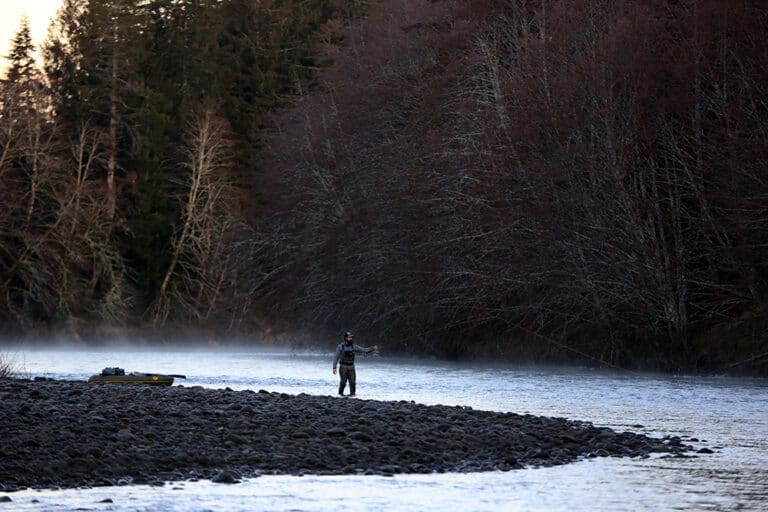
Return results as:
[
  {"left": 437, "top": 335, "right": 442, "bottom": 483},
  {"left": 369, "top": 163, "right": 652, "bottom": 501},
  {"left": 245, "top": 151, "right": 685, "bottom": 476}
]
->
[{"left": 339, "top": 344, "right": 356, "bottom": 395}]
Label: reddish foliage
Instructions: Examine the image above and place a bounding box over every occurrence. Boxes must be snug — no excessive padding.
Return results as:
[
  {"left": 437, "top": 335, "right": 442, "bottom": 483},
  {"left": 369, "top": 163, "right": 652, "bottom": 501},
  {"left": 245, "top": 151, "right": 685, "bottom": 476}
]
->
[{"left": 255, "top": 0, "right": 768, "bottom": 367}]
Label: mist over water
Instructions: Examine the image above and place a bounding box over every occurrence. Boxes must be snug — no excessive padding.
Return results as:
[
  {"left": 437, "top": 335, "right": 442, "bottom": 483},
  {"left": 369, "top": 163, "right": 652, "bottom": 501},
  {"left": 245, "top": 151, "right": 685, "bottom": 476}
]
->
[{"left": 4, "top": 345, "right": 768, "bottom": 511}]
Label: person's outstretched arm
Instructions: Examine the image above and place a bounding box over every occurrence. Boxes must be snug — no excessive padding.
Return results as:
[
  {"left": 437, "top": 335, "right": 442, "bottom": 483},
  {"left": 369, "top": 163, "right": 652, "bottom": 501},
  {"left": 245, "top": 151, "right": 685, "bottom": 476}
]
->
[{"left": 354, "top": 344, "right": 379, "bottom": 354}]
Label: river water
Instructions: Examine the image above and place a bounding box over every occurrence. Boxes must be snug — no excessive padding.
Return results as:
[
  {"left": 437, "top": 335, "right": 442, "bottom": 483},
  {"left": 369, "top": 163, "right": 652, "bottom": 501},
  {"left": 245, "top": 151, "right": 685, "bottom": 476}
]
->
[{"left": 3, "top": 346, "right": 767, "bottom": 511}]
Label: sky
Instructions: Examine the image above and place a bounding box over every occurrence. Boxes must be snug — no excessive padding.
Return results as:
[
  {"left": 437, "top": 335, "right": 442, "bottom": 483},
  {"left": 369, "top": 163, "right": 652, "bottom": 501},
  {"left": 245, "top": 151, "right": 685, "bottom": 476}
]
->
[{"left": 0, "top": 0, "right": 63, "bottom": 74}]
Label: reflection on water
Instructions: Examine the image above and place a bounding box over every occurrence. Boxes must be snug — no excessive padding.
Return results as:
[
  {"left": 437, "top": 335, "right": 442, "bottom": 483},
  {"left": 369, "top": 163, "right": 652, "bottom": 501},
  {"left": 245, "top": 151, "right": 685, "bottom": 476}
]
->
[{"left": 4, "top": 346, "right": 768, "bottom": 511}]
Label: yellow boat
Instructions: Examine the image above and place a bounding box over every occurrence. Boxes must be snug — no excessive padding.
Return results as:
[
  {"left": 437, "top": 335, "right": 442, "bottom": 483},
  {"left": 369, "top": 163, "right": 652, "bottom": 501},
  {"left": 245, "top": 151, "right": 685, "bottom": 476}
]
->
[{"left": 87, "top": 367, "right": 185, "bottom": 386}]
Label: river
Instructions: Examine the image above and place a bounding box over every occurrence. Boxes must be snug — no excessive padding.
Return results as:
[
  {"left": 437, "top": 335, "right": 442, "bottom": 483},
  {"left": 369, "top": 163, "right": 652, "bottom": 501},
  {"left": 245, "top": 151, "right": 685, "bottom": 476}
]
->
[{"left": 2, "top": 346, "right": 767, "bottom": 511}]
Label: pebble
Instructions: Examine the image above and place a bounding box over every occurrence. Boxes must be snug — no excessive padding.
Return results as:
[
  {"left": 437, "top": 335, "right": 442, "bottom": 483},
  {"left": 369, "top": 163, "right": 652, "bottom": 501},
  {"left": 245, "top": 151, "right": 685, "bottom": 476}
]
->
[{"left": 211, "top": 469, "right": 241, "bottom": 484}]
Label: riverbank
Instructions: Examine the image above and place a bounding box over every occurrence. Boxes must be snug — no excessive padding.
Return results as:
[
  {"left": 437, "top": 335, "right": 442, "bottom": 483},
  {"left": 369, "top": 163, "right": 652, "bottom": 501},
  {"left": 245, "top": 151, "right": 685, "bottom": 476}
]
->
[{"left": 0, "top": 378, "right": 706, "bottom": 491}]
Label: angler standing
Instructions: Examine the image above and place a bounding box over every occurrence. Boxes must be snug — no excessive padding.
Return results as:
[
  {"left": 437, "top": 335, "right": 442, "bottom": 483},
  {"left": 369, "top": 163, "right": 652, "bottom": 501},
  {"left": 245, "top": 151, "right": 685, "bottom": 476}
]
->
[{"left": 332, "top": 331, "right": 378, "bottom": 396}]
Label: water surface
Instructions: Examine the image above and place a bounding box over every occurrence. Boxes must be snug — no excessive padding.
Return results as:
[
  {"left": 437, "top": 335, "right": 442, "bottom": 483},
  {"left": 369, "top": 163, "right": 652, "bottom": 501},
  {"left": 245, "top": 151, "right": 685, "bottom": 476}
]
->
[{"left": 3, "top": 346, "right": 767, "bottom": 511}]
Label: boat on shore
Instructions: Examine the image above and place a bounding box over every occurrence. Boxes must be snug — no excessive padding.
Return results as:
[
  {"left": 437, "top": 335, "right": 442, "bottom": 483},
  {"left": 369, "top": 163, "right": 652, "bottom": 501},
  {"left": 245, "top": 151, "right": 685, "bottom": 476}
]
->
[{"left": 88, "top": 367, "right": 185, "bottom": 386}]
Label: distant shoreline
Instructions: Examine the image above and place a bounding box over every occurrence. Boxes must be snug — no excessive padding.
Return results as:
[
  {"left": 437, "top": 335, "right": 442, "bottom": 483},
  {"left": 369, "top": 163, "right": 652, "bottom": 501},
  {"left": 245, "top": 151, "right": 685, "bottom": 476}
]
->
[
  {"left": 0, "top": 378, "right": 704, "bottom": 492},
  {"left": 2, "top": 328, "right": 767, "bottom": 378}
]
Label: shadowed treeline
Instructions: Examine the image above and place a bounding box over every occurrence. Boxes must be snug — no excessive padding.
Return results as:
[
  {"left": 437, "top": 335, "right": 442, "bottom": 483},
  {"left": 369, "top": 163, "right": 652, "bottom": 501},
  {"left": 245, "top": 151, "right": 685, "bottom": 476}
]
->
[
  {"left": 257, "top": 0, "right": 768, "bottom": 372},
  {"left": 1, "top": 0, "right": 767, "bottom": 374}
]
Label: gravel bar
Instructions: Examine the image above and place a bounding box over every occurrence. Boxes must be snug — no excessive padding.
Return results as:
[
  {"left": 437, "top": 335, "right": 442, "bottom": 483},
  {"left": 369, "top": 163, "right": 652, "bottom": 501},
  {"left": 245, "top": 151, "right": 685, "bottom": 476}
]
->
[{"left": 0, "top": 378, "right": 700, "bottom": 490}]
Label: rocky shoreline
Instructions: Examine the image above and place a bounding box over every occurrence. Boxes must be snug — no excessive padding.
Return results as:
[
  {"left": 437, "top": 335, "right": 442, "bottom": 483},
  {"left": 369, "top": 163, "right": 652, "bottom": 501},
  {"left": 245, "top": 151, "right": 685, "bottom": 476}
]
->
[{"left": 0, "top": 379, "right": 705, "bottom": 491}]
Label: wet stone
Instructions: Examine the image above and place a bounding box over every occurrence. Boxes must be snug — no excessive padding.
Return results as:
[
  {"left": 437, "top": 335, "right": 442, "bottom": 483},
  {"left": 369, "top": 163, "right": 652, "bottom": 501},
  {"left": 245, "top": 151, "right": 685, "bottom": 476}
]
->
[
  {"left": 211, "top": 469, "right": 241, "bottom": 484},
  {"left": 348, "top": 431, "right": 373, "bottom": 442}
]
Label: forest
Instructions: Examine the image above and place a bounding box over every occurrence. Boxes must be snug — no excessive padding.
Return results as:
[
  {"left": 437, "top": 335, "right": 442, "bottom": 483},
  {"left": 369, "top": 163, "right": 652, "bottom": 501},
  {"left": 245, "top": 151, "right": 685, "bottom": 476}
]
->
[{"left": 1, "top": 0, "right": 767, "bottom": 374}]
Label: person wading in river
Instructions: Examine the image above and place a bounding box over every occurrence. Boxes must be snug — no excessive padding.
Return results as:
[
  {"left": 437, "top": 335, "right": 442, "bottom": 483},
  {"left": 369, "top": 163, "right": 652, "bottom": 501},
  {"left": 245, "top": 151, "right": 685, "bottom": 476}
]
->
[{"left": 332, "top": 331, "right": 378, "bottom": 396}]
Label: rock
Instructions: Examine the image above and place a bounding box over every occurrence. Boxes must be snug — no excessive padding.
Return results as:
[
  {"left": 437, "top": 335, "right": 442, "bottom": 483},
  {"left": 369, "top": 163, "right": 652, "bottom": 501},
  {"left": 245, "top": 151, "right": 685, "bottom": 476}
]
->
[
  {"left": 325, "top": 427, "right": 346, "bottom": 436},
  {"left": 0, "top": 496, "right": 12, "bottom": 502},
  {"left": 211, "top": 469, "right": 241, "bottom": 484},
  {"left": 114, "top": 429, "right": 136, "bottom": 442},
  {"left": 225, "top": 433, "right": 246, "bottom": 445},
  {"left": 697, "top": 447, "right": 714, "bottom": 454},
  {"left": 348, "top": 431, "right": 373, "bottom": 442}
]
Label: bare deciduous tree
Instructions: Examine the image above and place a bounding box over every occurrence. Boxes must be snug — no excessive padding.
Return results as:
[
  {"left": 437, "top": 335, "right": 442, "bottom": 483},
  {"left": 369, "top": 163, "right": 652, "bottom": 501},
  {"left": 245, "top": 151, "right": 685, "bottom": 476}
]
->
[
  {"left": 148, "top": 105, "right": 244, "bottom": 326},
  {"left": 0, "top": 79, "right": 130, "bottom": 332}
]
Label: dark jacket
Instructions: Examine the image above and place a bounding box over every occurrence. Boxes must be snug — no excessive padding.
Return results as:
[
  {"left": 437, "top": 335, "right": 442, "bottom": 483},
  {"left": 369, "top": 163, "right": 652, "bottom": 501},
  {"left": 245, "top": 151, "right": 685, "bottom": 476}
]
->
[{"left": 333, "top": 342, "right": 375, "bottom": 369}]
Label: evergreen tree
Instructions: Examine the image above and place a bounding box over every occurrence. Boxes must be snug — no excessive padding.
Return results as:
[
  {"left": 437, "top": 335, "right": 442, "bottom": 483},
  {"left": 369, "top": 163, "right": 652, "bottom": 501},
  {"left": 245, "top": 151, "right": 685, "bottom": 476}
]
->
[
  {"left": 5, "top": 16, "right": 37, "bottom": 85},
  {"left": 4, "top": 16, "right": 47, "bottom": 117}
]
